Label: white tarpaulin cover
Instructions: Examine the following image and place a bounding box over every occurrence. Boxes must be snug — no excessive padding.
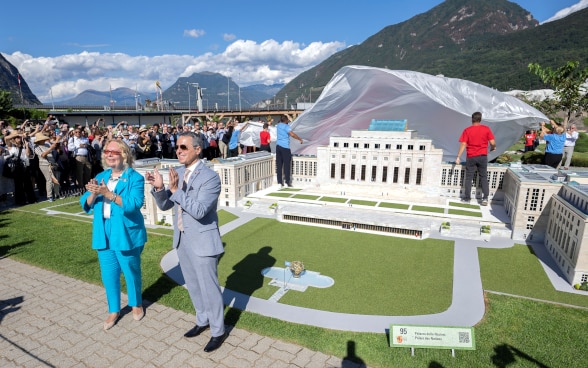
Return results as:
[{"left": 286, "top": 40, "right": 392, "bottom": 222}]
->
[
  {"left": 291, "top": 65, "right": 549, "bottom": 161},
  {"left": 237, "top": 121, "right": 276, "bottom": 151}
]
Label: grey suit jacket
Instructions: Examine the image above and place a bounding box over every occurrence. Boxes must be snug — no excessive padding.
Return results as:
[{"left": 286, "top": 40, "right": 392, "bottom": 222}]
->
[{"left": 152, "top": 161, "right": 223, "bottom": 257}]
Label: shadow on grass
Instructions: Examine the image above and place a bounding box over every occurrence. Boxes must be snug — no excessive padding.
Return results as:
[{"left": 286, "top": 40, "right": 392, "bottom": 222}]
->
[
  {"left": 341, "top": 340, "right": 367, "bottom": 367},
  {"left": 0, "top": 212, "right": 13, "bottom": 255},
  {"left": 142, "top": 272, "right": 183, "bottom": 306},
  {"left": 491, "top": 344, "right": 549, "bottom": 368},
  {"left": 0, "top": 239, "right": 34, "bottom": 259},
  {"left": 223, "top": 246, "right": 275, "bottom": 326}
]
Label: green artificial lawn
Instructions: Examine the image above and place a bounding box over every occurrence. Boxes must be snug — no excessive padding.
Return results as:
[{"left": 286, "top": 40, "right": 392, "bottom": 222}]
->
[
  {"left": 279, "top": 188, "right": 302, "bottom": 192},
  {"left": 448, "top": 209, "right": 483, "bottom": 217},
  {"left": 219, "top": 218, "right": 453, "bottom": 315},
  {"left": 267, "top": 192, "right": 293, "bottom": 197},
  {"left": 349, "top": 199, "right": 377, "bottom": 206},
  {"left": 479, "top": 244, "right": 588, "bottom": 307},
  {"left": 378, "top": 202, "right": 410, "bottom": 210},
  {"left": 449, "top": 201, "right": 480, "bottom": 209},
  {"left": 292, "top": 194, "right": 320, "bottom": 200},
  {"left": 2, "top": 201, "right": 588, "bottom": 368},
  {"left": 411, "top": 205, "right": 445, "bottom": 213},
  {"left": 319, "top": 196, "right": 347, "bottom": 203},
  {"left": 218, "top": 209, "right": 239, "bottom": 225},
  {"left": 47, "top": 200, "right": 88, "bottom": 214}
]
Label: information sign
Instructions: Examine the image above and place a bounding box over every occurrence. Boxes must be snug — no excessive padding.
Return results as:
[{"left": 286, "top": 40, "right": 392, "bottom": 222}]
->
[{"left": 390, "top": 324, "right": 475, "bottom": 350}]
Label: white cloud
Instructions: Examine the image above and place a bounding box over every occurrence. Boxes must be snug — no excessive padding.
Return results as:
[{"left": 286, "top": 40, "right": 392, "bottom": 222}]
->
[
  {"left": 223, "top": 33, "right": 236, "bottom": 41},
  {"left": 3, "top": 39, "right": 344, "bottom": 102},
  {"left": 183, "top": 29, "right": 206, "bottom": 38},
  {"left": 542, "top": 0, "right": 588, "bottom": 23}
]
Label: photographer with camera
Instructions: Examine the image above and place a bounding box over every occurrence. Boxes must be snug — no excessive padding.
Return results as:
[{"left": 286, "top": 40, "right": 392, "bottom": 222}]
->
[
  {"left": 34, "top": 132, "right": 61, "bottom": 202},
  {"left": 91, "top": 128, "right": 107, "bottom": 176},
  {"left": 68, "top": 127, "right": 92, "bottom": 189},
  {"left": 5, "top": 130, "right": 36, "bottom": 205}
]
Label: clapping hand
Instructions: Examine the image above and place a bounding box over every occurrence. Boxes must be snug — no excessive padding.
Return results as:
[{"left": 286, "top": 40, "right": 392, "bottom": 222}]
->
[
  {"left": 145, "top": 168, "right": 164, "bottom": 191},
  {"left": 85, "top": 179, "right": 109, "bottom": 196},
  {"left": 168, "top": 167, "right": 179, "bottom": 193}
]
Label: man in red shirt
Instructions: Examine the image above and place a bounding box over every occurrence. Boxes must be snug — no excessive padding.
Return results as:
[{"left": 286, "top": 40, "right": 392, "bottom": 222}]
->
[
  {"left": 455, "top": 112, "right": 496, "bottom": 206},
  {"left": 259, "top": 123, "right": 271, "bottom": 152},
  {"left": 524, "top": 130, "right": 536, "bottom": 152}
]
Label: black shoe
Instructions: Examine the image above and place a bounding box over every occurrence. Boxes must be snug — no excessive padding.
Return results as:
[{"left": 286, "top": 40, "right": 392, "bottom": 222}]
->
[
  {"left": 203, "top": 332, "right": 227, "bottom": 352},
  {"left": 184, "top": 324, "right": 209, "bottom": 338}
]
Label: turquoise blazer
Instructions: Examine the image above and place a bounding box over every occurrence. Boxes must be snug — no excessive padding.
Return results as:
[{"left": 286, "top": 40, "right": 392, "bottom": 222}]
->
[{"left": 80, "top": 168, "right": 147, "bottom": 251}]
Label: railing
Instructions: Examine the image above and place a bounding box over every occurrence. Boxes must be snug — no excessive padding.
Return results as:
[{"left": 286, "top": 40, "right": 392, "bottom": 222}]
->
[{"left": 14, "top": 104, "right": 306, "bottom": 113}]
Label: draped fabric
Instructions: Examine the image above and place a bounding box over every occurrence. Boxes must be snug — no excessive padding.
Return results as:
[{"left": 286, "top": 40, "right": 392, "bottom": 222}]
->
[{"left": 290, "top": 65, "right": 548, "bottom": 162}]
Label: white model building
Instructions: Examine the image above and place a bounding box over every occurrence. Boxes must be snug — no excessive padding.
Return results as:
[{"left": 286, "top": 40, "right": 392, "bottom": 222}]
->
[
  {"left": 132, "top": 121, "right": 588, "bottom": 287},
  {"left": 544, "top": 181, "right": 588, "bottom": 285}
]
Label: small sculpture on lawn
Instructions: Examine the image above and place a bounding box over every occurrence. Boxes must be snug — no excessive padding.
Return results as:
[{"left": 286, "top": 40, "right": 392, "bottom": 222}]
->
[{"left": 289, "top": 261, "right": 305, "bottom": 278}]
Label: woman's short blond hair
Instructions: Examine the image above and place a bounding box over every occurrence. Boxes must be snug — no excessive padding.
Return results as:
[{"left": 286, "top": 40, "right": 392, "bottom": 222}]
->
[
  {"left": 554, "top": 126, "right": 565, "bottom": 135},
  {"left": 101, "top": 139, "right": 134, "bottom": 170}
]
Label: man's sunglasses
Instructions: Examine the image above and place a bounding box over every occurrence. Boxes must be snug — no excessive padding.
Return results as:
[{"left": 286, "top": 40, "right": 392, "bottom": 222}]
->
[{"left": 176, "top": 144, "right": 197, "bottom": 151}]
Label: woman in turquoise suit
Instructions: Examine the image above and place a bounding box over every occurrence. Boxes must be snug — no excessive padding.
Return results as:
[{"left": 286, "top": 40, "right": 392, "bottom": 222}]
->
[{"left": 80, "top": 138, "right": 147, "bottom": 330}]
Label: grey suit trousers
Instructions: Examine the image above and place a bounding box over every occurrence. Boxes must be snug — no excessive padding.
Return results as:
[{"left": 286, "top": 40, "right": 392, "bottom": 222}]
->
[{"left": 177, "top": 233, "right": 225, "bottom": 337}]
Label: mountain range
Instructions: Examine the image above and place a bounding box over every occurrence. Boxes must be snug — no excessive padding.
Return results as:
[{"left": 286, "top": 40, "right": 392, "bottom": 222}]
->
[
  {"left": 0, "top": 53, "right": 41, "bottom": 105},
  {"left": 1, "top": 0, "right": 587, "bottom": 108},
  {"left": 277, "top": 0, "right": 588, "bottom": 104}
]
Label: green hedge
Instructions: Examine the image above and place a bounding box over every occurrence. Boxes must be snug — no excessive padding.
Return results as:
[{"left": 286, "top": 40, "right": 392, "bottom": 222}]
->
[
  {"left": 572, "top": 132, "right": 588, "bottom": 153},
  {"left": 521, "top": 151, "right": 544, "bottom": 164}
]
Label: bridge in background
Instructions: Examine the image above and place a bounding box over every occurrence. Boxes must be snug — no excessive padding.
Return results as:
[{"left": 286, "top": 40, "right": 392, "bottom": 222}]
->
[{"left": 15, "top": 105, "right": 306, "bottom": 126}]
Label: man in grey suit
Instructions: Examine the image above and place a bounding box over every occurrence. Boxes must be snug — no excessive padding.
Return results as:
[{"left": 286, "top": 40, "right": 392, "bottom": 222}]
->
[{"left": 146, "top": 132, "right": 227, "bottom": 352}]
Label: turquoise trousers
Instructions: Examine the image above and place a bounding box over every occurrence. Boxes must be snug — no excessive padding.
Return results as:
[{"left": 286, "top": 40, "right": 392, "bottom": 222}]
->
[{"left": 97, "top": 220, "right": 144, "bottom": 313}]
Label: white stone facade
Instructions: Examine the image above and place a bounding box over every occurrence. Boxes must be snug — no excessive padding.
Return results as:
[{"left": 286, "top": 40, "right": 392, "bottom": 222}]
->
[
  {"left": 545, "top": 183, "right": 588, "bottom": 286},
  {"left": 316, "top": 130, "right": 443, "bottom": 194}
]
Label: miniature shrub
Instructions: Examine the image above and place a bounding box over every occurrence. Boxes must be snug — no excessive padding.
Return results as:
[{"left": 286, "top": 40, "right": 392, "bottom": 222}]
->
[{"left": 521, "top": 151, "right": 544, "bottom": 164}]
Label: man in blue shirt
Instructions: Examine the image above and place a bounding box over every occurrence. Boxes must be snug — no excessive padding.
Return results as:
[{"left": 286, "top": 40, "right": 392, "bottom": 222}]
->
[
  {"left": 228, "top": 121, "right": 249, "bottom": 158},
  {"left": 276, "top": 115, "right": 303, "bottom": 187},
  {"left": 540, "top": 120, "right": 565, "bottom": 168}
]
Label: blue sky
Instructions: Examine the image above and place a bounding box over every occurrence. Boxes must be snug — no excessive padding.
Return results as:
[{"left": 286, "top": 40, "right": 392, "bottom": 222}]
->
[{"left": 2, "top": 0, "right": 585, "bottom": 102}]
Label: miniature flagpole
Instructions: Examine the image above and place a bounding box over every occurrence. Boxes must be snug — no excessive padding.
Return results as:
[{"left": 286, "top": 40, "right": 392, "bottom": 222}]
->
[{"left": 284, "top": 261, "right": 291, "bottom": 290}]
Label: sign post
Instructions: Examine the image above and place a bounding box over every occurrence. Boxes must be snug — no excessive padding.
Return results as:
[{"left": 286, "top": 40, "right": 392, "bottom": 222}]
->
[{"left": 390, "top": 324, "right": 475, "bottom": 357}]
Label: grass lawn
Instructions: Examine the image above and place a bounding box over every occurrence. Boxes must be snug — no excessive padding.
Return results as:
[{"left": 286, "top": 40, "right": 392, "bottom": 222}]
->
[
  {"left": 267, "top": 192, "right": 293, "bottom": 197},
  {"left": 219, "top": 218, "right": 453, "bottom": 315},
  {"left": 349, "top": 199, "right": 377, "bottom": 206},
  {"left": 448, "top": 208, "right": 483, "bottom": 217},
  {"left": 378, "top": 202, "right": 410, "bottom": 210},
  {"left": 449, "top": 201, "right": 480, "bottom": 209},
  {"left": 479, "top": 244, "right": 588, "bottom": 307},
  {"left": 319, "top": 196, "right": 347, "bottom": 203},
  {"left": 47, "top": 201, "right": 88, "bottom": 214},
  {"left": 292, "top": 194, "right": 321, "bottom": 200},
  {"left": 2, "top": 203, "right": 587, "bottom": 368},
  {"left": 411, "top": 205, "right": 445, "bottom": 213},
  {"left": 218, "top": 209, "right": 239, "bottom": 226}
]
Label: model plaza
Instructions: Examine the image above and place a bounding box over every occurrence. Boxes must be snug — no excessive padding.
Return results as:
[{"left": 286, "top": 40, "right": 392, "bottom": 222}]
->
[{"left": 134, "top": 119, "right": 588, "bottom": 288}]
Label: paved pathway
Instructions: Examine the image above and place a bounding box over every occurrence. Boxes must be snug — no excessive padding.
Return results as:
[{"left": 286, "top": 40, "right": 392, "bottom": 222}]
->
[
  {"left": 2, "top": 193, "right": 583, "bottom": 367},
  {"left": 0, "top": 258, "right": 365, "bottom": 368}
]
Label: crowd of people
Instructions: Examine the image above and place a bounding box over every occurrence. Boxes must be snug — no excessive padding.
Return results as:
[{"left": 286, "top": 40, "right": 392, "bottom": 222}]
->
[
  {"left": 0, "top": 115, "right": 296, "bottom": 353},
  {"left": 0, "top": 116, "right": 277, "bottom": 205}
]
